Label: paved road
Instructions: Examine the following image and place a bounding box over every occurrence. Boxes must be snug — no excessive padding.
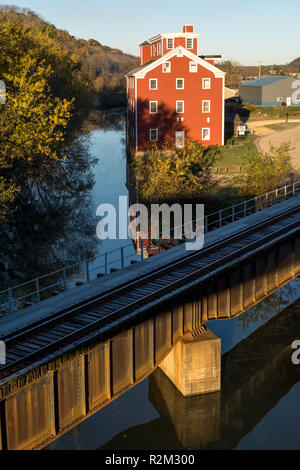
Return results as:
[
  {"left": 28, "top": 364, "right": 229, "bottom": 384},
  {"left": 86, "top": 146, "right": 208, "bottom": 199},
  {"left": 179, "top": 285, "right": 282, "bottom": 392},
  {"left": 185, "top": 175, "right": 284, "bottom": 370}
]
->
[{"left": 254, "top": 123, "right": 300, "bottom": 172}]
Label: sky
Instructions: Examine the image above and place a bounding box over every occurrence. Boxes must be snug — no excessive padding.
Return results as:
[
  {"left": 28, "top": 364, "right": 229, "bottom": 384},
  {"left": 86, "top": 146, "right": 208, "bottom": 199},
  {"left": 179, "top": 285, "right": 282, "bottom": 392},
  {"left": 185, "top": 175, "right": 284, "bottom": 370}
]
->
[{"left": 1, "top": 0, "right": 300, "bottom": 66}]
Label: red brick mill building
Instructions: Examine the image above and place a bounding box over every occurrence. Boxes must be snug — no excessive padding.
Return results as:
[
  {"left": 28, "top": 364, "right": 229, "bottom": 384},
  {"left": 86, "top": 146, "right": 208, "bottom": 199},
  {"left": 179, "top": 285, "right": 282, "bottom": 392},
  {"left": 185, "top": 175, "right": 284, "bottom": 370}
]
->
[{"left": 126, "top": 25, "right": 225, "bottom": 154}]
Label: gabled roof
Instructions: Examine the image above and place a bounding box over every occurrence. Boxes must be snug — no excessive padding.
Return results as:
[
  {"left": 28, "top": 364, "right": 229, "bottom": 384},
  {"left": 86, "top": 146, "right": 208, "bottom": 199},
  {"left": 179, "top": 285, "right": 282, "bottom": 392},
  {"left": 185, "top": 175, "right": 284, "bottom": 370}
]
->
[
  {"left": 126, "top": 46, "right": 225, "bottom": 78},
  {"left": 139, "top": 41, "right": 151, "bottom": 46},
  {"left": 240, "top": 76, "right": 291, "bottom": 87},
  {"left": 126, "top": 60, "right": 157, "bottom": 76}
]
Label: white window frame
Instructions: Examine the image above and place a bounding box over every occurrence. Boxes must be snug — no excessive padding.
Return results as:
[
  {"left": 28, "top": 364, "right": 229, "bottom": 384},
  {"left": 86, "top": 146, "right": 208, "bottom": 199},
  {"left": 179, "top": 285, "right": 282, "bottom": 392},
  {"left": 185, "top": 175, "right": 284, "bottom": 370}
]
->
[
  {"left": 202, "top": 128, "right": 210, "bottom": 140},
  {"left": 150, "top": 129, "right": 158, "bottom": 142},
  {"left": 176, "top": 78, "right": 184, "bottom": 90},
  {"left": 162, "top": 61, "right": 171, "bottom": 73},
  {"left": 149, "top": 101, "right": 158, "bottom": 114},
  {"left": 167, "top": 38, "right": 174, "bottom": 49},
  {"left": 203, "top": 78, "right": 211, "bottom": 89},
  {"left": 186, "top": 37, "right": 193, "bottom": 49},
  {"left": 175, "top": 131, "right": 185, "bottom": 148},
  {"left": 149, "top": 79, "right": 158, "bottom": 90},
  {"left": 189, "top": 61, "right": 197, "bottom": 73},
  {"left": 202, "top": 100, "right": 211, "bottom": 113},
  {"left": 176, "top": 100, "right": 184, "bottom": 113}
]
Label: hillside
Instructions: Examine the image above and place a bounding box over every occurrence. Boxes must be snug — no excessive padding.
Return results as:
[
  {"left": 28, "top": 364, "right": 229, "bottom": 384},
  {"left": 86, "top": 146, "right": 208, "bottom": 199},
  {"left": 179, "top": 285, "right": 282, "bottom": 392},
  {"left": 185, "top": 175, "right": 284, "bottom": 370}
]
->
[
  {"left": 0, "top": 5, "right": 139, "bottom": 97},
  {"left": 289, "top": 57, "right": 300, "bottom": 72}
]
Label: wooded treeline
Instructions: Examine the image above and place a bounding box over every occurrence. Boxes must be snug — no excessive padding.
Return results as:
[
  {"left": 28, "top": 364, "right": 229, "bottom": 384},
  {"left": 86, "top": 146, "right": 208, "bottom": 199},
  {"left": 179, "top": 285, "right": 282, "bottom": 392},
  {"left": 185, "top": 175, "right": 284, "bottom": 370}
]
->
[{"left": 0, "top": 5, "right": 139, "bottom": 95}]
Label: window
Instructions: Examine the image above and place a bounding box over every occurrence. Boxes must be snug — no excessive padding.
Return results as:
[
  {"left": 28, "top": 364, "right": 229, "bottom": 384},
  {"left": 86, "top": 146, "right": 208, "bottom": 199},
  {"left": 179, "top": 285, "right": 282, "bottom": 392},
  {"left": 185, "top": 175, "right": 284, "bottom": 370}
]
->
[
  {"left": 176, "top": 78, "right": 184, "bottom": 89},
  {"left": 202, "top": 100, "right": 210, "bottom": 113},
  {"left": 176, "top": 101, "right": 184, "bottom": 113},
  {"left": 186, "top": 37, "right": 193, "bottom": 49},
  {"left": 150, "top": 129, "right": 158, "bottom": 141},
  {"left": 149, "top": 79, "right": 157, "bottom": 90},
  {"left": 167, "top": 38, "right": 174, "bottom": 49},
  {"left": 175, "top": 131, "right": 185, "bottom": 148},
  {"left": 203, "top": 78, "right": 211, "bottom": 89},
  {"left": 189, "top": 61, "right": 197, "bottom": 72},
  {"left": 163, "top": 62, "right": 171, "bottom": 73},
  {"left": 149, "top": 101, "right": 158, "bottom": 113},
  {"left": 202, "top": 128, "right": 210, "bottom": 140},
  {"left": 277, "top": 97, "right": 283, "bottom": 102}
]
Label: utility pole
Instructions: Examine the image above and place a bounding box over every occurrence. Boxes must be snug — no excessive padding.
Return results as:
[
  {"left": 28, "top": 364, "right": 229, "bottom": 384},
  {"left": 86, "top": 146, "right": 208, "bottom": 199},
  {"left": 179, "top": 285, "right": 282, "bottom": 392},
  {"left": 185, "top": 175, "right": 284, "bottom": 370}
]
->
[{"left": 258, "top": 60, "right": 263, "bottom": 78}]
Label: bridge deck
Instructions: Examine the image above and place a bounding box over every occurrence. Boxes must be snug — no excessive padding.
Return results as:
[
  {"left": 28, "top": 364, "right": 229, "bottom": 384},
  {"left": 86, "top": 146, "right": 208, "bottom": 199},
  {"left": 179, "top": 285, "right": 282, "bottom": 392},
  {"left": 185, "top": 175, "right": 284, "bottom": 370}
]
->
[
  {"left": 0, "top": 195, "right": 300, "bottom": 383},
  {"left": 1, "top": 195, "right": 300, "bottom": 339}
]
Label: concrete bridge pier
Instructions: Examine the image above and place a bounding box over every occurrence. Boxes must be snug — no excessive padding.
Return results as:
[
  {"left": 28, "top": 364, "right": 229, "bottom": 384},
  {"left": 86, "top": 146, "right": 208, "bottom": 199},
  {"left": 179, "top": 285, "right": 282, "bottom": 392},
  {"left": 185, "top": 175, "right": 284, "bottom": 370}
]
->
[{"left": 158, "top": 328, "right": 221, "bottom": 397}]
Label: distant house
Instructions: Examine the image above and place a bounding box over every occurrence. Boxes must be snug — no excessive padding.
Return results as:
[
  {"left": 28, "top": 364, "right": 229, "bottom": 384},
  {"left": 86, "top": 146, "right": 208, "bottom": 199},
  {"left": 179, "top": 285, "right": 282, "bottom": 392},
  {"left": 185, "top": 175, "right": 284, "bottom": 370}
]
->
[
  {"left": 126, "top": 25, "right": 225, "bottom": 154},
  {"left": 225, "top": 87, "right": 238, "bottom": 99},
  {"left": 239, "top": 76, "right": 299, "bottom": 106}
]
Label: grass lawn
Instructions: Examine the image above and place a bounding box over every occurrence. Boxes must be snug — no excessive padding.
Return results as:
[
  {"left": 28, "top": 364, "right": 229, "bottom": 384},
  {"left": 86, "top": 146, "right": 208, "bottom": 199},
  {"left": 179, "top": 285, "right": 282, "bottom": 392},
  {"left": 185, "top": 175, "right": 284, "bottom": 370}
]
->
[
  {"left": 213, "top": 135, "right": 257, "bottom": 173},
  {"left": 264, "top": 122, "right": 300, "bottom": 131},
  {"left": 226, "top": 103, "right": 300, "bottom": 121},
  {"left": 247, "top": 105, "right": 300, "bottom": 120}
]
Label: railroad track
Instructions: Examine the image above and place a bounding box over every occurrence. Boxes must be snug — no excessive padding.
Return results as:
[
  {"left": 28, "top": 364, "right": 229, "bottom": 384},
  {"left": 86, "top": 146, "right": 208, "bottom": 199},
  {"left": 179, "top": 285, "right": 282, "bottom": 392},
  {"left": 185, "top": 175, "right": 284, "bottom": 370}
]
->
[{"left": 1, "top": 203, "right": 300, "bottom": 381}]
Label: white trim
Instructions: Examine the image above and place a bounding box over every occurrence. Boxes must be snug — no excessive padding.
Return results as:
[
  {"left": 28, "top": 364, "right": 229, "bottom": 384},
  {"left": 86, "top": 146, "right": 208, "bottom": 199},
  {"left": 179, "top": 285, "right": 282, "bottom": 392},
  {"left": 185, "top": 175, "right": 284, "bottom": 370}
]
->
[
  {"left": 149, "top": 78, "right": 158, "bottom": 90},
  {"left": 175, "top": 130, "right": 185, "bottom": 148},
  {"left": 202, "top": 100, "right": 210, "bottom": 113},
  {"left": 126, "top": 76, "right": 129, "bottom": 139},
  {"left": 202, "top": 78, "right": 211, "bottom": 89},
  {"left": 186, "top": 37, "right": 193, "bottom": 49},
  {"left": 150, "top": 129, "right": 158, "bottom": 141},
  {"left": 162, "top": 61, "right": 171, "bottom": 73},
  {"left": 202, "top": 128, "right": 210, "bottom": 140},
  {"left": 176, "top": 78, "right": 184, "bottom": 90},
  {"left": 128, "top": 46, "right": 225, "bottom": 79},
  {"left": 149, "top": 32, "right": 199, "bottom": 43},
  {"left": 176, "top": 100, "right": 184, "bottom": 113},
  {"left": 189, "top": 61, "right": 197, "bottom": 72},
  {"left": 149, "top": 100, "right": 158, "bottom": 113},
  {"left": 140, "top": 45, "right": 143, "bottom": 65}
]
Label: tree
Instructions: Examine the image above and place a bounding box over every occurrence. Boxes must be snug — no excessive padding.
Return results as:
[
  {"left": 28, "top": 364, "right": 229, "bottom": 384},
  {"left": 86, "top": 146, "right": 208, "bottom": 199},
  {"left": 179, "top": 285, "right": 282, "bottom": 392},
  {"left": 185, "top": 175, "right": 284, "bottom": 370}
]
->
[
  {"left": 241, "top": 142, "right": 294, "bottom": 195},
  {"left": 138, "top": 141, "right": 219, "bottom": 202},
  {"left": 0, "top": 19, "right": 92, "bottom": 219},
  {"left": 219, "top": 60, "right": 243, "bottom": 89}
]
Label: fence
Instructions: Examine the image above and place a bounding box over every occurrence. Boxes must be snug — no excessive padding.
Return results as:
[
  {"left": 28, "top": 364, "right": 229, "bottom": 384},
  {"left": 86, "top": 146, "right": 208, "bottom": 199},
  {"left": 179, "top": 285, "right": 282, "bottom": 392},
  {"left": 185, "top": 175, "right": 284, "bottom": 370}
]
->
[{"left": 1, "top": 181, "right": 300, "bottom": 316}]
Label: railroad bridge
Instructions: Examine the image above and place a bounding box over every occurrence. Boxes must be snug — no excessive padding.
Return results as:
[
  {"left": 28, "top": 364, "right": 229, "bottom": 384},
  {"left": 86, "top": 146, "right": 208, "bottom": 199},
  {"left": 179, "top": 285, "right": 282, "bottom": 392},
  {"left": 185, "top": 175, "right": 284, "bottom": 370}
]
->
[
  {"left": 0, "top": 183, "right": 300, "bottom": 449},
  {"left": 0, "top": 185, "right": 300, "bottom": 384}
]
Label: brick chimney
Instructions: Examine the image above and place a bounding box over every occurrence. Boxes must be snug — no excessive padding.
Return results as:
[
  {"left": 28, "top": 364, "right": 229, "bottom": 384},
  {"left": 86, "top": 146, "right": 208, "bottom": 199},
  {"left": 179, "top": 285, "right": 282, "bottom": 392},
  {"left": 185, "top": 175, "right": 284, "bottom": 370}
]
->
[{"left": 183, "top": 24, "right": 194, "bottom": 33}]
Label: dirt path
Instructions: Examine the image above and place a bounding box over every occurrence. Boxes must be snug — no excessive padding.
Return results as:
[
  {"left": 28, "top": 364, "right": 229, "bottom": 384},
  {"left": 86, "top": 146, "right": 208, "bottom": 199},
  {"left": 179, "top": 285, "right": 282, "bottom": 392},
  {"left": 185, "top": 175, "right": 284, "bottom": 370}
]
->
[
  {"left": 253, "top": 122, "right": 300, "bottom": 172},
  {"left": 248, "top": 119, "right": 300, "bottom": 136}
]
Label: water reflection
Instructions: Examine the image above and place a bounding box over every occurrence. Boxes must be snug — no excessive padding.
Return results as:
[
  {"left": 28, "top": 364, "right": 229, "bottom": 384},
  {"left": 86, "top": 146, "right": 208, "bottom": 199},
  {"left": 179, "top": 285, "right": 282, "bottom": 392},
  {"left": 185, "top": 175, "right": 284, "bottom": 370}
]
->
[
  {"left": 0, "top": 109, "right": 130, "bottom": 292},
  {"left": 0, "top": 134, "right": 97, "bottom": 290}
]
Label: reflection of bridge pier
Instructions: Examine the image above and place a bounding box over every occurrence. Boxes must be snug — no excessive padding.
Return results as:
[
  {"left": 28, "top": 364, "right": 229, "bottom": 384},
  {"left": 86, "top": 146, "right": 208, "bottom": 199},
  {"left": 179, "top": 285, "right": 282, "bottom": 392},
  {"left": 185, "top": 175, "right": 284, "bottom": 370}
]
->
[
  {"left": 149, "top": 368, "right": 221, "bottom": 449},
  {"left": 150, "top": 327, "right": 221, "bottom": 449}
]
